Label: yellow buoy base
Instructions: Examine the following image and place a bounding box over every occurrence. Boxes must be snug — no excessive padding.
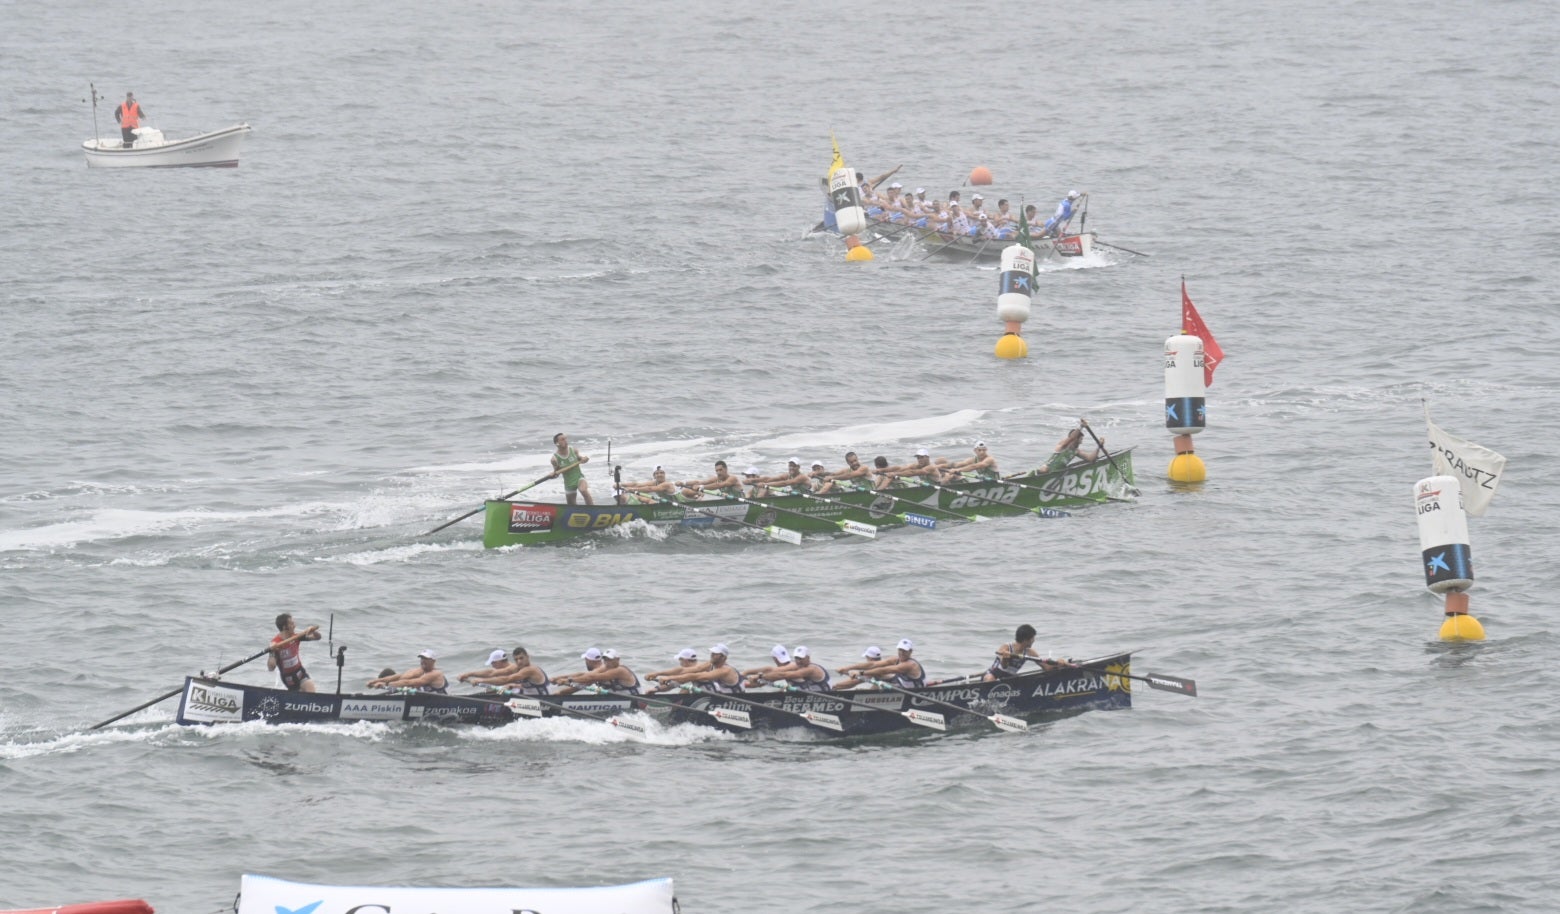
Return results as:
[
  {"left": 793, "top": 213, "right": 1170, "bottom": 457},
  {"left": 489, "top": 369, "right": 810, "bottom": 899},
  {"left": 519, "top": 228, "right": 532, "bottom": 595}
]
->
[
  {"left": 845, "top": 246, "right": 874, "bottom": 262},
  {"left": 1168, "top": 452, "right": 1206, "bottom": 483},
  {"left": 994, "top": 333, "right": 1028, "bottom": 359},
  {"left": 1439, "top": 614, "right": 1486, "bottom": 642}
]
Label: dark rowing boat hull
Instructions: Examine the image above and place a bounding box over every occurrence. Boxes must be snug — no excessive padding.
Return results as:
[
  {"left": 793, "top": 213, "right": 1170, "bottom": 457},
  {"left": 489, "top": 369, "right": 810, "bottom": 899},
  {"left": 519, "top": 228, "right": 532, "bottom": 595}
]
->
[{"left": 173, "top": 652, "right": 1133, "bottom": 735}]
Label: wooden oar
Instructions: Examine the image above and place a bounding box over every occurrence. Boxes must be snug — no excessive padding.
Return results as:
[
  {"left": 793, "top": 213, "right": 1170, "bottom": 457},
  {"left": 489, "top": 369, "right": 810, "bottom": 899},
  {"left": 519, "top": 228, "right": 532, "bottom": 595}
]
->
[
  {"left": 720, "top": 489, "right": 877, "bottom": 539},
  {"left": 587, "top": 684, "right": 752, "bottom": 730},
  {"left": 779, "top": 683, "right": 945, "bottom": 731},
  {"left": 1020, "top": 656, "right": 1196, "bottom": 697},
  {"left": 90, "top": 635, "right": 301, "bottom": 730},
  {"left": 636, "top": 492, "right": 803, "bottom": 545},
  {"left": 481, "top": 686, "right": 648, "bottom": 733},
  {"left": 1077, "top": 421, "right": 1141, "bottom": 496},
  {"left": 863, "top": 676, "right": 1028, "bottom": 733},
  {"left": 1093, "top": 240, "right": 1150, "bottom": 257},
  {"left": 421, "top": 461, "right": 580, "bottom": 537},
  {"left": 793, "top": 489, "right": 939, "bottom": 531},
  {"left": 680, "top": 684, "right": 843, "bottom": 732}
]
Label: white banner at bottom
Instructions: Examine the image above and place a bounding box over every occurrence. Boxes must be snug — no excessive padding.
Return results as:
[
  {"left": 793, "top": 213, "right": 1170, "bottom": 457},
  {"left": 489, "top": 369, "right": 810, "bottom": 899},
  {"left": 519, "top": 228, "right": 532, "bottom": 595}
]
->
[{"left": 238, "top": 874, "right": 676, "bottom": 914}]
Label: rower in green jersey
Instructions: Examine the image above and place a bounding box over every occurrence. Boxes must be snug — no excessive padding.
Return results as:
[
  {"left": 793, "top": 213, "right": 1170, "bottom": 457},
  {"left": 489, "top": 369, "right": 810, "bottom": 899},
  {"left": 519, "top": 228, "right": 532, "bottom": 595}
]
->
[
  {"left": 549, "top": 432, "right": 594, "bottom": 505},
  {"left": 620, "top": 465, "right": 679, "bottom": 503},
  {"left": 875, "top": 449, "right": 942, "bottom": 490},
  {"left": 678, "top": 460, "right": 746, "bottom": 500},
  {"left": 1039, "top": 423, "right": 1103, "bottom": 474},
  {"left": 816, "top": 451, "right": 873, "bottom": 494},
  {"left": 938, "top": 441, "right": 1000, "bottom": 480},
  {"left": 758, "top": 458, "right": 815, "bottom": 495}
]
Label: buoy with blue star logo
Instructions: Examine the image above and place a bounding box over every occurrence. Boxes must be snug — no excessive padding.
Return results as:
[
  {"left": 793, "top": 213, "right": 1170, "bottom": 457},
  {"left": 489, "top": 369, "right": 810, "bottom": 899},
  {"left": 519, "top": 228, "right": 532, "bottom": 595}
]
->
[
  {"left": 829, "top": 168, "right": 867, "bottom": 236},
  {"left": 995, "top": 244, "right": 1034, "bottom": 359},
  {"left": 1414, "top": 475, "right": 1483, "bottom": 641},
  {"left": 1165, "top": 333, "right": 1207, "bottom": 482}
]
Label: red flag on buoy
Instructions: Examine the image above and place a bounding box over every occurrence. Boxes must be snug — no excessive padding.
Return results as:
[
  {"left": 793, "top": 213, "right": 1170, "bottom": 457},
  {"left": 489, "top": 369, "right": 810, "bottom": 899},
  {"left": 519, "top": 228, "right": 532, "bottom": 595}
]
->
[{"left": 1181, "top": 279, "right": 1223, "bottom": 387}]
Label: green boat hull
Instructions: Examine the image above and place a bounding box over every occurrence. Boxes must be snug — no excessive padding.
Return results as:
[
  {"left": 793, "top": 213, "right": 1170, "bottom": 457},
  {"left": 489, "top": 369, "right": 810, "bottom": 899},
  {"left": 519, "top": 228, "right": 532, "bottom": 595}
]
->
[{"left": 481, "top": 449, "right": 1134, "bottom": 547}]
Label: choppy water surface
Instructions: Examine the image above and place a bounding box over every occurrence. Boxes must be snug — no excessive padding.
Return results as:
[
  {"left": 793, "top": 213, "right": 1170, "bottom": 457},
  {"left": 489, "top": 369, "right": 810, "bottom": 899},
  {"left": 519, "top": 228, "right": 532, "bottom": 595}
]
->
[{"left": 4, "top": 0, "right": 1559, "bottom": 911}]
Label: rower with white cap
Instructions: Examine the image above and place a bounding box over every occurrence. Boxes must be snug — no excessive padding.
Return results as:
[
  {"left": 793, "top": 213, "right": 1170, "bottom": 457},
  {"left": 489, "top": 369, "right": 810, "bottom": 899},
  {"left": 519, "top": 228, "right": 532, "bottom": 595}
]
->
[
  {"left": 865, "top": 638, "right": 927, "bottom": 689},
  {"left": 619, "top": 465, "right": 679, "bottom": 503},
  {"left": 875, "top": 448, "right": 942, "bottom": 490},
  {"left": 944, "top": 200, "right": 972, "bottom": 240},
  {"left": 456, "top": 648, "right": 515, "bottom": 684},
  {"left": 553, "top": 648, "right": 640, "bottom": 695},
  {"left": 833, "top": 645, "right": 887, "bottom": 688},
  {"left": 753, "top": 646, "right": 831, "bottom": 692},
  {"left": 367, "top": 649, "right": 449, "bottom": 693},
  {"left": 658, "top": 643, "right": 744, "bottom": 694},
  {"left": 1043, "top": 189, "right": 1084, "bottom": 239},
  {"left": 644, "top": 647, "right": 710, "bottom": 692},
  {"left": 938, "top": 441, "right": 1000, "bottom": 481},
  {"left": 472, "top": 645, "right": 551, "bottom": 695},
  {"left": 742, "top": 644, "right": 794, "bottom": 684},
  {"left": 967, "top": 193, "right": 989, "bottom": 222}
]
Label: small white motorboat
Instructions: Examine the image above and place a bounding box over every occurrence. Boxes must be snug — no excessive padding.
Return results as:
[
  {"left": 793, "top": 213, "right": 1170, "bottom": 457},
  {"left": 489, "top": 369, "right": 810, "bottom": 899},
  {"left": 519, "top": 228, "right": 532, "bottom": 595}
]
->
[{"left": 82, "top": 123, "right": 251, "bottom": 168}]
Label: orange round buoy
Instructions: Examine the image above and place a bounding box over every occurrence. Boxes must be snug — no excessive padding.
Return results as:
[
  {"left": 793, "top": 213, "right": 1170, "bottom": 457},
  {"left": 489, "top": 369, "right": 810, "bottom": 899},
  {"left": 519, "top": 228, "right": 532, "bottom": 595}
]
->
[
  {"left": 845, "top": 235, "right": 861, "bottom": 249},
  {"left": 969, "top": 166, "right": 993, "bottom": 185}
]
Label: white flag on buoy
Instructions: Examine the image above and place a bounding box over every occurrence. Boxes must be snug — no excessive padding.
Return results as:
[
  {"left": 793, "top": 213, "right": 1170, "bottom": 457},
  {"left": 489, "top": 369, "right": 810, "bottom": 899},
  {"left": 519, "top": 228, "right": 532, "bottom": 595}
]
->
[{"left": 1426, "top": 415, "right": 1506, "bottom": 517}]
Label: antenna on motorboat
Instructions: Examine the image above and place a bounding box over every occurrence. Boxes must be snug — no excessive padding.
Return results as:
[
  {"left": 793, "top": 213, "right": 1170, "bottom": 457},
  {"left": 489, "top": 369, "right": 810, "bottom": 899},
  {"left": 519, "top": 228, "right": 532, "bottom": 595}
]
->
[{"left": 84, "top": 82, "right": 106, "bottom": 145}]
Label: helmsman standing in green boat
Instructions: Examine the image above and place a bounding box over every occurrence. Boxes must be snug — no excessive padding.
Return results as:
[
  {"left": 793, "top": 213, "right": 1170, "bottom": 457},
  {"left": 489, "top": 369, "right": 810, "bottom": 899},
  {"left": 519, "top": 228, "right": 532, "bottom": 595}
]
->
[{"left": 548, "top": 432, "right": 593, "bottom": 505}]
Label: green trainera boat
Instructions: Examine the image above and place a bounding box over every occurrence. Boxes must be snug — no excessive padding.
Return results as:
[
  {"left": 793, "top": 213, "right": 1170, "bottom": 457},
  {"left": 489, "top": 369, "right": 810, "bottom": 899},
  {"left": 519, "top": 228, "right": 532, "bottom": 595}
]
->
[{"left": 481, "top": 449, "right": 1134, "bottom": 548}]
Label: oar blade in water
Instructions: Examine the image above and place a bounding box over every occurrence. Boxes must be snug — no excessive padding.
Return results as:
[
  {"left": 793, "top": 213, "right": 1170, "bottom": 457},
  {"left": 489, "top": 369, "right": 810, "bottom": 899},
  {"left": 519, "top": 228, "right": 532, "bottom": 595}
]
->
[
  {"left": 801, "top": 710, "right": 844, "bottom": 731},
  {"left": 903, "top": 709, "right": 947, "bottom": 731},
  {"left": 991, "top": 714, "right": 1030, "bottom": 733},
  {"left": 1145, "top": 673, "right": 1198, "bottom": 697},
  {"left": 609, "top": 716, "right": 648, "bottom": 734},
  {"left": 710, "top": 707, "right": 753, "bottom": 729},
  {"left": 766, "top": 526, "right": 804, "bottom": 545}
]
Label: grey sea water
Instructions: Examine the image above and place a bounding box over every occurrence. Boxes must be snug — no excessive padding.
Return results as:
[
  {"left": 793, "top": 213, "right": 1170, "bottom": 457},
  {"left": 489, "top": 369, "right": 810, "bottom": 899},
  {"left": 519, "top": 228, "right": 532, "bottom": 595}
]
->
[{"left": 4, "top": 0, "right": 1559, "bottom": 910}]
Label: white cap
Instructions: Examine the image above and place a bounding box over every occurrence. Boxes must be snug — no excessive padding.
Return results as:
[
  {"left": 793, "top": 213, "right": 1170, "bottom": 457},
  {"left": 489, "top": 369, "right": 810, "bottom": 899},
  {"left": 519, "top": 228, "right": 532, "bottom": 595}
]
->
[
  {"left": 978, "top": 213, "right": 989, "bottom": 220},
  {"left": 1068, "top": 190, "right": 1080, "bottom": 199},
  {"left": 793, "top": 646, "right": 810, "bottom": 658},
  {"left": 581, "top": 647, "right": 603, "bottom": 661},
  {"left": 972, "top": 193, "right": 984, "bottom": 200},
  {"left": 889, "top": 182, "right": 902, "bottom": 188},
  {"left": 787, "top": 457, "right": 801, "bottom": 466},
  {"left": 897, "top": 638, "right": 914, "bottom": 651},
  {"left": 710, "top": 643, "right": 730, "bottom": 656},
  {"left": 949, "top": 201, "right": 960, "bottom": 207},
  {"left": 745, "top": 466, "right": 760, "bottom": 475},
  {"left": 771, "top": 645, "right": 791, "bottom": 663},
  {"left": 487, "top": 649, "right": 508, "bottom": 664},
  {"left": 602, "top": 648, "right": 620, "bottom": 660},
  {"left": 914, "top": 448, "right": 930, "bottom": 457},
  {"left": 677, "top": 647, "right": 698, "bottom": 661},
  {"left": 975, "top": 440, "right": 987, "bottom": 448},
  {"left": 914, "top": 187, "right": 925, "bottom": 194},
  {"left": 417, "top": 649, "right": 438, "bottom": 660},
  {"left": 811, "top": 460, "right": 825, "bottom": 468},
  {"left": 863, "top": 646, "right": 883, "bottom": 660}
]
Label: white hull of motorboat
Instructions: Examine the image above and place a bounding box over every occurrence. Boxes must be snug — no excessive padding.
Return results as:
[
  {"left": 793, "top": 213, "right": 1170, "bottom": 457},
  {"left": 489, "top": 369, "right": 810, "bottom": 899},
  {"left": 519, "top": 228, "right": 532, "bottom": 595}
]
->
[{"left": 83, "top": 123, "right": 251, "bottom": 168}]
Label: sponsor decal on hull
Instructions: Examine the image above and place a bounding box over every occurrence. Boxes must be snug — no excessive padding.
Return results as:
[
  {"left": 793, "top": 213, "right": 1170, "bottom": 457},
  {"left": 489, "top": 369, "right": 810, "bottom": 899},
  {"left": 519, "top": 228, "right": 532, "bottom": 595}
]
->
[
  {"left": 183, "top": 682, "right": 244, "bottom": 722},
  {"left": 508, "top": 504, "right": 556, "bottom": 533},
  {"left": 340, "top": 699, "right": 405, "bottom": 721}
]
